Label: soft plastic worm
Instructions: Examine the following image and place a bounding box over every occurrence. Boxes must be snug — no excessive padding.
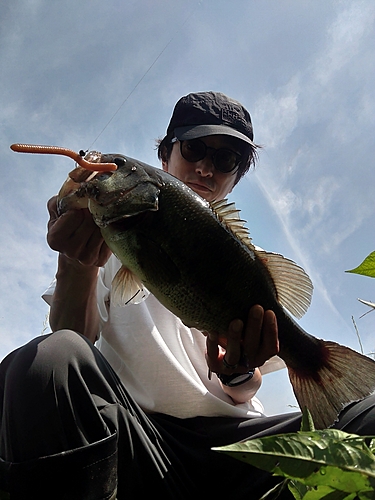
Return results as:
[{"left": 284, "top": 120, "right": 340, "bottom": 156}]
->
[{"left": 10, "top": 144, "right": 118, "bottom": 171}]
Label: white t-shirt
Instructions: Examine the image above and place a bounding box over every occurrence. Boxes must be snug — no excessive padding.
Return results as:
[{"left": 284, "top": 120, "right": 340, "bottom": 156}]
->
[{"left": 43, "top": 255, "right": 285, "bottom": 419}]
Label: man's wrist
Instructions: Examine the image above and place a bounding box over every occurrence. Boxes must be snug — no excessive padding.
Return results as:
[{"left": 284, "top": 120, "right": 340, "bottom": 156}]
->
[
  {"left": 217, "top": 369, "right": 255, "bottom": 387},
  {"left": 57, "top": 253, "right": 100, "bottom": 277}
]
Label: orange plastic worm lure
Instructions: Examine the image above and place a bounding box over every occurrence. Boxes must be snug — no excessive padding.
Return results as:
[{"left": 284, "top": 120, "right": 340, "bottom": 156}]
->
[{"left": 10, "top": 144, "right": 118, "bottom": 172}]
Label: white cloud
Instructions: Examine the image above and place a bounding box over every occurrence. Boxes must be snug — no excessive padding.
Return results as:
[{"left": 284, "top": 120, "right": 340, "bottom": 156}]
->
[
  {"left": 315, "top": 1, "right": 375, "bottom": 85},
  {"left": 254, "top": 76, "right": 300, "bottom": 149}
]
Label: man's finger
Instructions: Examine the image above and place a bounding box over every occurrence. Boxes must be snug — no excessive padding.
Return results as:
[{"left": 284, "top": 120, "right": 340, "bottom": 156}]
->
[
  {"left": 243, "top": 305, "right": 264, "bottom": 360},
  {"left": 223, "top": 319, "right": 243, "bottom": 369}
]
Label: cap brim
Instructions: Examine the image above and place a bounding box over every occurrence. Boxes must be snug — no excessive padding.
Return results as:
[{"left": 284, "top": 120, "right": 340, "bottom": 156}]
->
[{"left": 174, "top": 125, "right": 254, "bottom": 146}]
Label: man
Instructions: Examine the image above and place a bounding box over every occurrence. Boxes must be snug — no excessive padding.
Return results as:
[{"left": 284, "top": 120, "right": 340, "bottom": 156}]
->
[{"left": 1, "top": 92, "right": 374, "bottom": 499}]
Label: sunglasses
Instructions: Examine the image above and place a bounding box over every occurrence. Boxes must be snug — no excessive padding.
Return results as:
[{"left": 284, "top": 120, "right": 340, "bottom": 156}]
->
[{"left": 171, "top": 138, "right": 242, "bottom": 173}]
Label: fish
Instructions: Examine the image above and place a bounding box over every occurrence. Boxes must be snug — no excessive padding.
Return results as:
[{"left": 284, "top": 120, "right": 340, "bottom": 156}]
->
[{"left": 16, "top": 145, "right": 375, "bottom": 429}]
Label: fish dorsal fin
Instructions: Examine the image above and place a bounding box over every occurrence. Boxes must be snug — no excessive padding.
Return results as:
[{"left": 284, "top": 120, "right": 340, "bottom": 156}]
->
[
  {"left": 111, "top": 265, "right": 149, "bottom": 306},
  {"left": 210, "top": 200, "right": 313, "bottom": 318},
  {"left": 210, "top": 199, "right": 253, "bottom": 247},
  {"left": 255, "top": 249, "right": 313, "bottom": 318}
]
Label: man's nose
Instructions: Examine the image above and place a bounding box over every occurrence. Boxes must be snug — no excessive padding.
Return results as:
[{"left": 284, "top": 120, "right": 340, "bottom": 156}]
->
[{"left": 195, "top": 157, "right": 214, "bottom": 177}]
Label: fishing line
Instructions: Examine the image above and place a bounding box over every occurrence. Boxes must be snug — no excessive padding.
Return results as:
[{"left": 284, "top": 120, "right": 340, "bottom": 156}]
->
[{"left": 89, "top": 1, "right": 202, "bottom": 150}]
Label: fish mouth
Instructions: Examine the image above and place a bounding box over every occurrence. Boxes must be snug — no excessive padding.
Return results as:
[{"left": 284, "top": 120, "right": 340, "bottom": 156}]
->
[
  {"left": 86, "top": 184, "right": 137, "bottom": 207},
  {"left": 92, "top": 211, "right": 134, "bottom": 226},
  {"left": 87, "top": 180, "right": 160, "bottom": 227},
  {"left": 91, "top": 203, "right": 157, "bottom": 227}
]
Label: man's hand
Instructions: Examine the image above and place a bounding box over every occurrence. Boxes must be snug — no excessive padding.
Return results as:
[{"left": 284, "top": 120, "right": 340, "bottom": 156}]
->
[
  {"left": 47, "top": 195, "right": 112, "bottom": 267},
  {"left": 205, "top": 305, "right": 279, "bottom": 376}
]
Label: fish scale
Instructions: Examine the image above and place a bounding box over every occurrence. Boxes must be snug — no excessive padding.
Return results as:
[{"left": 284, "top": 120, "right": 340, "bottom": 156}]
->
[{"left": 124, "top": 182, "right": 275, "bottom": 333}]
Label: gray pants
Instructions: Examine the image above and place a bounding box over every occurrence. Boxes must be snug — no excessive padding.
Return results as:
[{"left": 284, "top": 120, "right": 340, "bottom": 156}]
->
[{"left": 1, "top": 330, "right": 374, "bottom": 499}]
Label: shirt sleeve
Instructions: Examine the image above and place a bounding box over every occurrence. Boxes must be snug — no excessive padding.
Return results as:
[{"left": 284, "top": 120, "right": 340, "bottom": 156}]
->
[
  {"left": 259, "top": 355, "right": 286, "bottom": 374},
  {"left": 41, "top": 279, "right": 56, "bottom": 306},
  {"left": 97, "top": 265, "right": 111, "bottom": 326}
]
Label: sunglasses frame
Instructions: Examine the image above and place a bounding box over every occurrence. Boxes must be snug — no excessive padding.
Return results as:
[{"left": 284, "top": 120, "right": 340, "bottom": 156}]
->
[{"left": 171, "top": 138, "right": 242, "bottom": 174}]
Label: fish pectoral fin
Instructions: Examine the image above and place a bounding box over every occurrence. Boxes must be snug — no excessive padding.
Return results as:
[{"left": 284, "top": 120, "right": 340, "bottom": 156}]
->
[
  {"left": 255, "top": 249, "right": 313, "bottom": 318},
  {"left": 111, "top": 266, "right": 149, "bottom": 306}
]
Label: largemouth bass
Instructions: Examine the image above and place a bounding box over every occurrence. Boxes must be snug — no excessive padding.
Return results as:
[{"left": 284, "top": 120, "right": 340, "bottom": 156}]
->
[{"left": 12, "top": 145, "right": 375, "bottom": 429}]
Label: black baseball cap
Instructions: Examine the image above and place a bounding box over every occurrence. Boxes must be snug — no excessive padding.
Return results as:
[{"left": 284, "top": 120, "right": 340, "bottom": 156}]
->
[{"left": 166, "top": 91, "right": 255, "bottom": 146}]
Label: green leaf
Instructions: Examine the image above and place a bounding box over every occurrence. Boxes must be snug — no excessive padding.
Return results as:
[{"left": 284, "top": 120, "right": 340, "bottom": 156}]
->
[
  {"left": 300, "top": 407, "right": 315, "bottom": 432},
  {"left": 346, "top": 251, "right": 375, "bottom": 278},
  {"left": 213, "top": 430, "right": 375, "bottom": 493},
  {"left": 288, "top": 480, "right": 310, "bottom": 499},
  {"left": 298, "top": 465, "right": 372, "bottom": 492},
  {"left": 368, "top": 439, "right": 375, "bottom": 455},
  {"left": 288, "top": 480, "right": 355, "bottom": 499}
]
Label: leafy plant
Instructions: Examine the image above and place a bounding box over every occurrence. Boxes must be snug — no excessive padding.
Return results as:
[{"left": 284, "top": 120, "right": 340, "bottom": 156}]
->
[
  {"left": 346, "top": 252, "right": 375, "bottom": 279},
  {"left": 213, "top": 408, "right": 375, "bottom": 499},
  {"left": 347, "top": 251, "right": 375, "bottom": 326}
]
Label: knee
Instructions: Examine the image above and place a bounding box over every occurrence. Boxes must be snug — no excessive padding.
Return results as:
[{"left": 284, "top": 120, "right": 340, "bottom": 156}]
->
[
  {"left": 1, "top": 330, "right": 95, "bottom": 392},
  {"left": 37, "top": 329, "right": 95, "bottom": 365}
]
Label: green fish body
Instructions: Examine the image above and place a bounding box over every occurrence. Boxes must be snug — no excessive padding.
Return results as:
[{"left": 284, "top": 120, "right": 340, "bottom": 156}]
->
[{"left": 59, "top": 152, "right": 375, "bottom": 429}]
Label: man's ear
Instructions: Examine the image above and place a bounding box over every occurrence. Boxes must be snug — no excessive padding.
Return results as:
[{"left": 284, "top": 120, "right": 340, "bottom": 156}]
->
[{"left": 162, "top": 159, "right": 168, "bottom": 172}]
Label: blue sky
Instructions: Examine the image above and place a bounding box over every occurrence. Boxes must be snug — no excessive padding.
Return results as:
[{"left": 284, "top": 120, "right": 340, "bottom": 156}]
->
[{"left": 0, "top": 0, "right": 374, "bottom": 415}]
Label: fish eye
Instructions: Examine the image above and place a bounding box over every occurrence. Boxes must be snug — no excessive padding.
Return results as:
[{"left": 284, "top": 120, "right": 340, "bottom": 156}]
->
[{"left": 114, "top": 157, "right": 126, "bottom": 167}]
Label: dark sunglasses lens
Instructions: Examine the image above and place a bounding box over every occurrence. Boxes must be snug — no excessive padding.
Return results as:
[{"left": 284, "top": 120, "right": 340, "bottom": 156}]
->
[
  {"left": 180, "top": 140, "right": 241, "bottom": 173},
  {"left": 181, "top": 140, "right": 206, "bottom": 162},
  {"left": 214, "top": 150, "right": 239, "bottom": 173}
]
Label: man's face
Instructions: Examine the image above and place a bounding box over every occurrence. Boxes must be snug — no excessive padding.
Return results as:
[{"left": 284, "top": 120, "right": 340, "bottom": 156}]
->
[{"left": 162, "top": 135, "right": 240, "bottom": 202}]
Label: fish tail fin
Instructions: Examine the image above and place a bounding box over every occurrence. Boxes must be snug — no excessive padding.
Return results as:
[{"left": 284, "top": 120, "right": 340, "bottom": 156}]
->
[{"left": 288, "top": 340, "right": 375, "bottom": 429}]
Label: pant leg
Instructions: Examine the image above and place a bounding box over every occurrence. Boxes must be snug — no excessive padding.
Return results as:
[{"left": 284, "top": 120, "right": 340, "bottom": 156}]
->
[
  {"left": 151, "top": 412, "right": 302, "bottom": 499},
  {"left": 150, "top": 393, "right": 375, "bottom": 499},
  {"left": 2, "top": 330, "right": 374, "bottom": 499},
  {"left": 332, "top": 394, "right": 375, "bottom": 434},
  {"left": 0, "top": 330, "right": 114, "bottom": 462},
  {"left": 0, "top": 330, "right": 194, "bottom": 499}
]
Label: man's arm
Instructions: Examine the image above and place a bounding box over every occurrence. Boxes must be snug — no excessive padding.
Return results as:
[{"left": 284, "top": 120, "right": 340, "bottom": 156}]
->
[{"left": 46, "top": 196, "right": 112, "bottom": 343}]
